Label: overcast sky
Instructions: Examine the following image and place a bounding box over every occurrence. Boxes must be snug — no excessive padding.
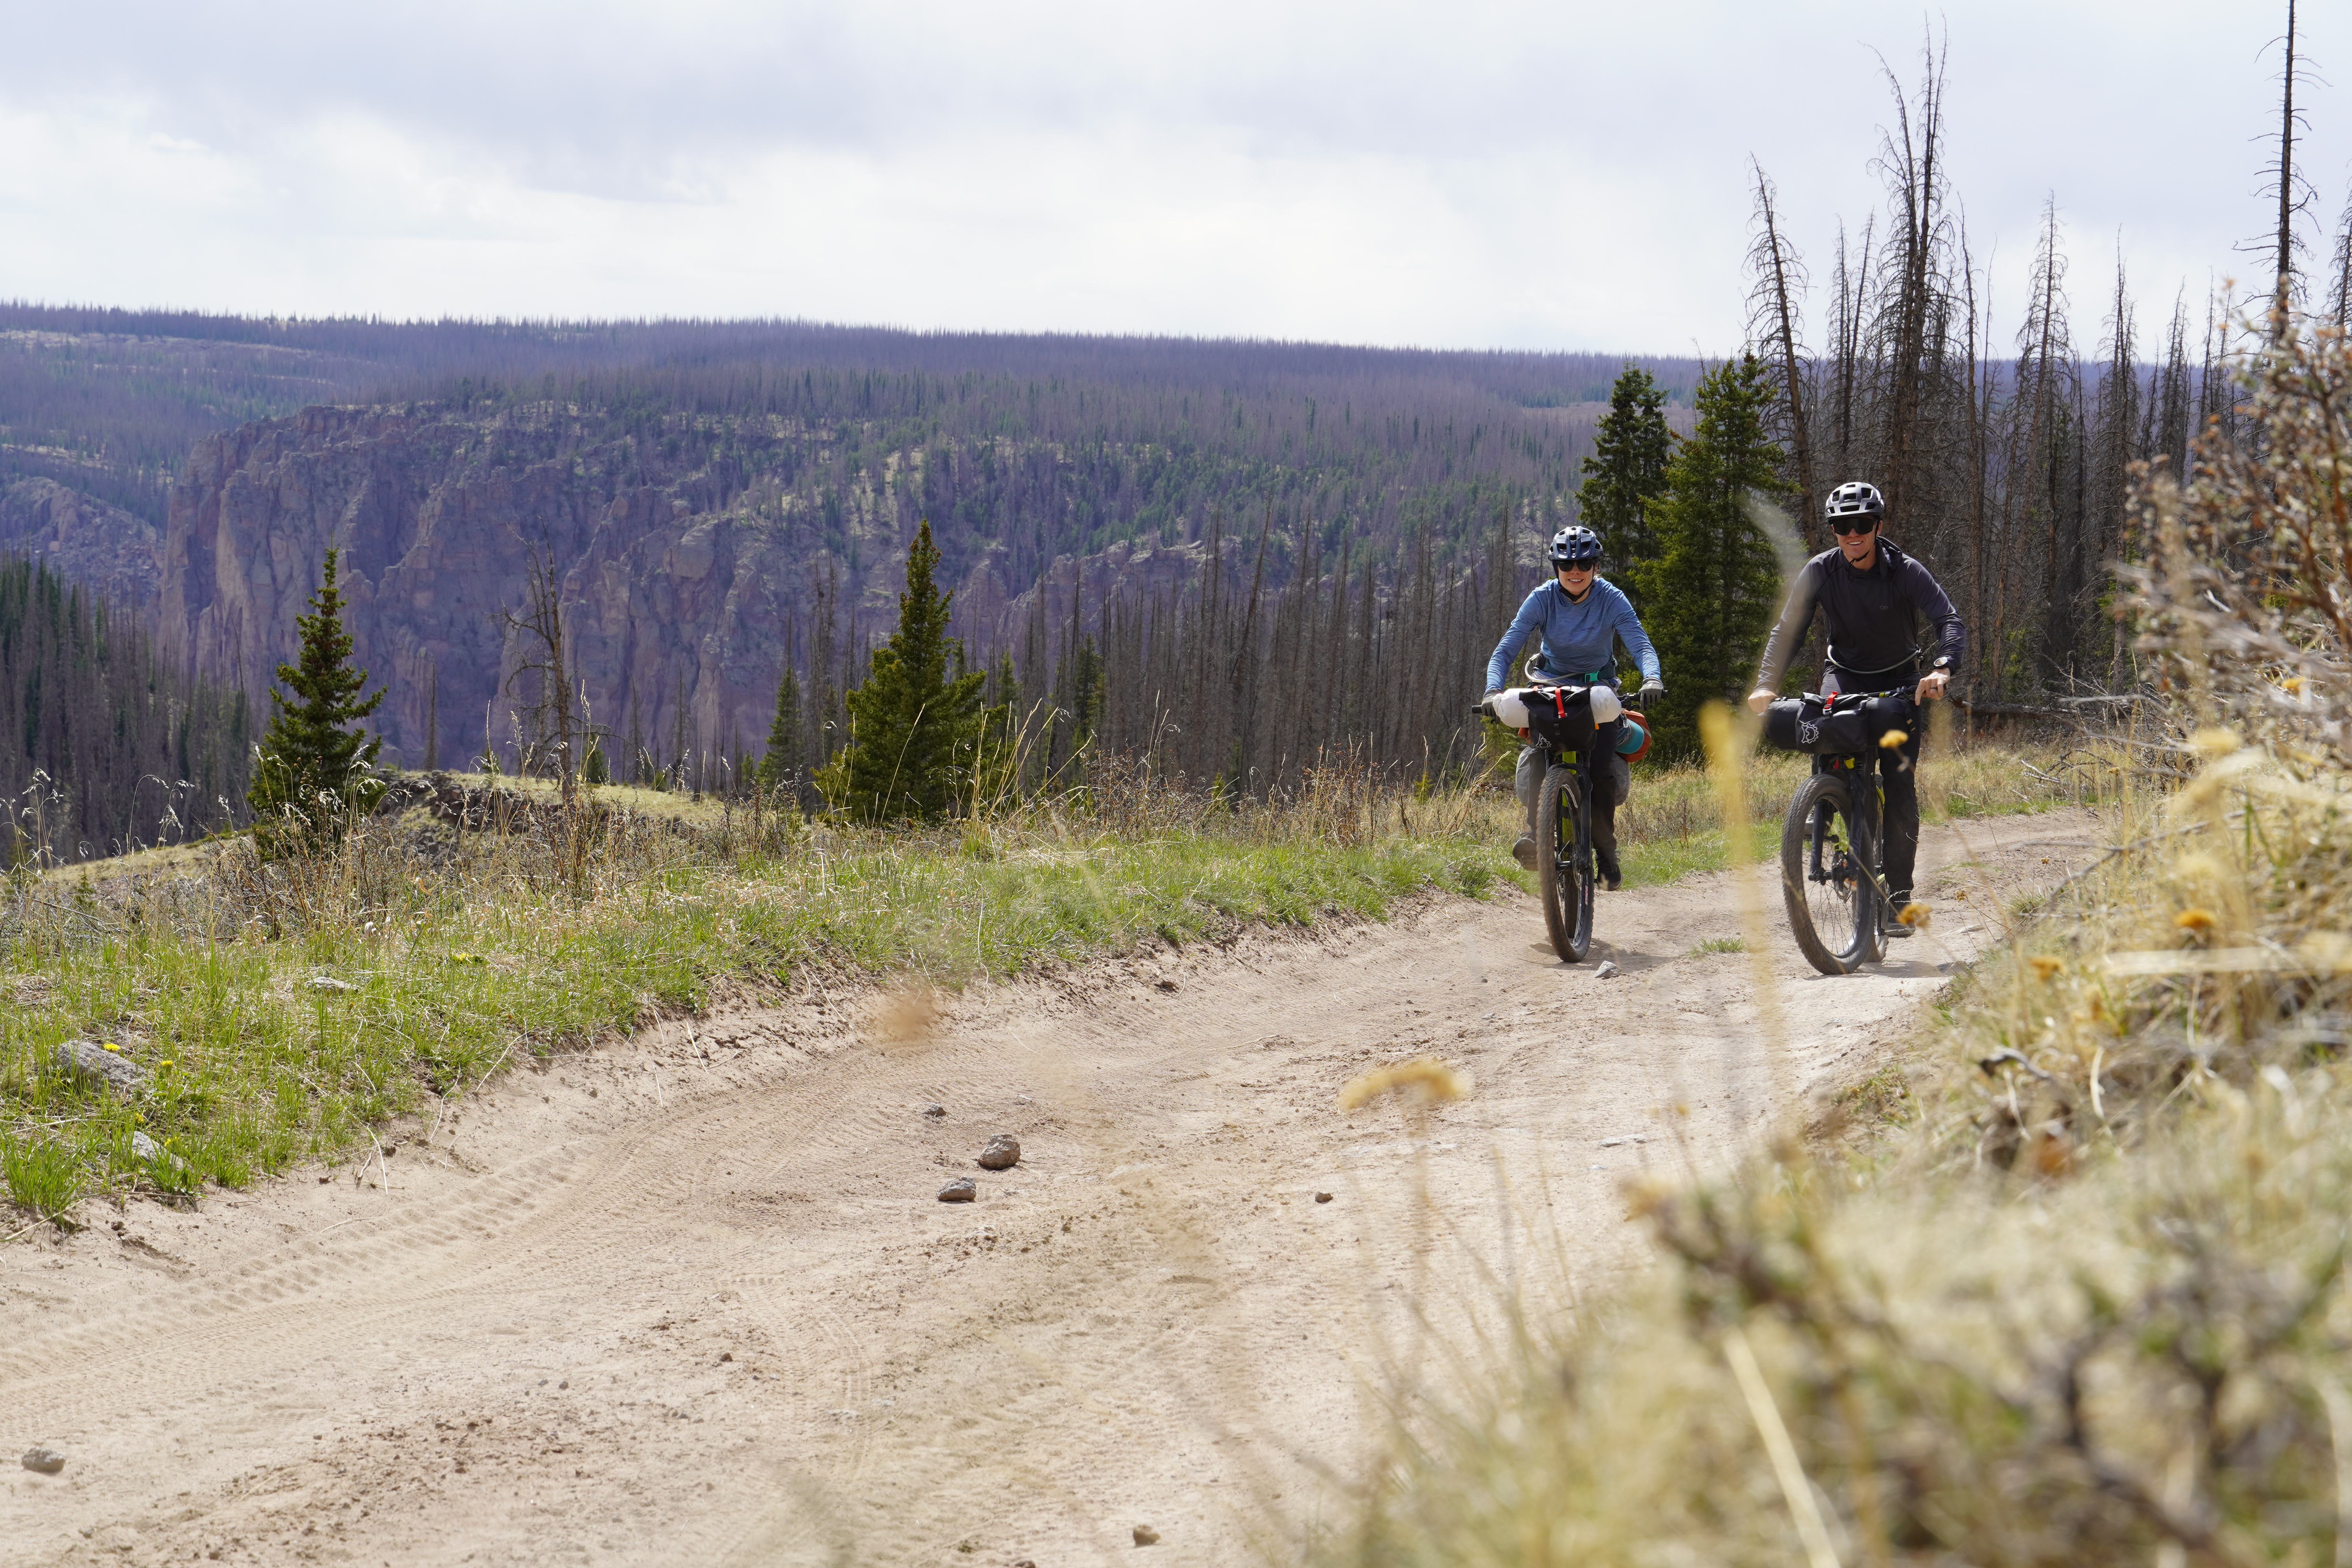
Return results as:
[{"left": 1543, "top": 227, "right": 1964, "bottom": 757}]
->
[{"left": 0, "top": 1, "right": 2341, "bottom": 355}]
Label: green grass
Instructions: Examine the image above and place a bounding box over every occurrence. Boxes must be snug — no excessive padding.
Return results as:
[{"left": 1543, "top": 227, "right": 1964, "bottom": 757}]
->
[
  {"left": 1688, "top": 935, "right": 1748, "bottom": 955},
  {"left": 2, "top": 1133, "right": 86, "bottom": 1227}
]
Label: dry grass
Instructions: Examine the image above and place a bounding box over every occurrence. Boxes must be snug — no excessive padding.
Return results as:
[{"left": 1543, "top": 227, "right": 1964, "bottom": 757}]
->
[{"left": 1325, "top": 326, "right": 2352, "bottom": 1567}]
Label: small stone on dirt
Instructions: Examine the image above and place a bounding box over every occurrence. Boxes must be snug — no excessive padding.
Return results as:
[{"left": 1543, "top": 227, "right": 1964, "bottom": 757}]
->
[
  {"left": 1154, "top": 978, "right": 1178, "bottom": 991},
  {"left": 1314, "top": 1192, "right": 1333, "bottom": 1203},
  {"left": 1595, "top": 960, "right": 1621, "bottom": 979},
  {"left": 922, "top": 1103, "right": 946, "bottom": 1118},
  {"left": 21, "top": 1447, "right": 65, "bottom": 1475},
  {"left": 1134, "top": 1524, "right": 1160, "bottom": 1546},
  {"left": 130, "top": 1130, "right": 186, "bottom": 1171},
  {"left": 937, "top": 1176, "right": 977, "bottom": 1203},
  {"left": 977, "top": 1134, "right": 1021, "bottom": 1171}
]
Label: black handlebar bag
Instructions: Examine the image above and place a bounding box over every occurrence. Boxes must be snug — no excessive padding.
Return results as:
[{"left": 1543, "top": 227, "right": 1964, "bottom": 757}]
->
[
  {"left": 1762, "top": 693, "right": 1913, "bottom": 755},
  {"left": 1521, "top": 686, "right": 1599, "bottom": 754}
]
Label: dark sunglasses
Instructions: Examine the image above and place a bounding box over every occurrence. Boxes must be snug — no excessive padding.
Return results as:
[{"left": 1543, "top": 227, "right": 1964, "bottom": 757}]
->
[
  {"left": 1830, "top": 518, "right": 1878, "bottom": 537},
  {"left": 1557, "top": 561, "right": 1596, "bottom": 573}
]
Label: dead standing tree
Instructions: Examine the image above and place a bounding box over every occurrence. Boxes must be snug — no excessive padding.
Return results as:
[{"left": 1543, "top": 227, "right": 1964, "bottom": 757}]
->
[
  {"left": 2252, "top": 0, "right": 2316, "bottom": 336},
  {"left": 1747, "top": 160, "right": 1819, "bottom": 526},
  {"left": 1869, "top": 38, "right": 1956, "bottom": 540},
  {"left": 499, "top": 538, "right": 603, "bottom": 886}
]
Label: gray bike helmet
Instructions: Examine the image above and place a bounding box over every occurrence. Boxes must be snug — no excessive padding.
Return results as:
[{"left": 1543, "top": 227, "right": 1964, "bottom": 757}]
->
[
  {"left": 1825, "top": 481, "right": 1886, "bottom": 524},
  {"left": 1548, "top": 524, "right": 1603, "bottom": 567}
]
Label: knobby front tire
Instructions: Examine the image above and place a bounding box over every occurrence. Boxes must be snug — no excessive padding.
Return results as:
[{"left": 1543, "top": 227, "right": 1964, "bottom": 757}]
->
[
  {"left": 1537, "top": 764, "right": 1595, "bottom": 964},
  {"left": 1780, "top": 771, "right": 1881, "bottom": 976}
]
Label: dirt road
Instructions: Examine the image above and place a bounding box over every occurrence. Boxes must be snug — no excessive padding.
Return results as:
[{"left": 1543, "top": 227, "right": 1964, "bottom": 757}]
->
[{"left": 2, "top": 811, "right": 2096, "bottom": 1566}]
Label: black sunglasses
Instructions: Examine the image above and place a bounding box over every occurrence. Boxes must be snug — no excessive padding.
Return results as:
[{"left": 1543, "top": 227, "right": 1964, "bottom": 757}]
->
[{"left": 1830, "top": 518, "right": 1878, "bottom": 536}]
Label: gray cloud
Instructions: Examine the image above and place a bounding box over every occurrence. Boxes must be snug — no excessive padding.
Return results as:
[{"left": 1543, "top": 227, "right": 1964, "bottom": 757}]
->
[{"left": 0, "top": 0, "right": 2342, "bottom": 348}]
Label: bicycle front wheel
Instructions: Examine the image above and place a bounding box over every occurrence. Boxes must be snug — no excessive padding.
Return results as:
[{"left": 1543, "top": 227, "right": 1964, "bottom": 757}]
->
[
  {"left": 1780, "top": 771, "right": 1879, "bottom": 976},
  {"left": 1537, "top": 764, "right": 1594, "bottom": 963}
]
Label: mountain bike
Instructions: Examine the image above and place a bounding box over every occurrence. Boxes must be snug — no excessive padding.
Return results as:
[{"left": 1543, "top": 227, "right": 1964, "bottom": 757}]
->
[
  {"left": 1765, "top": 691, "right": 1914, "bottom": 976},
  {"left": 1477, "top": 684, "right": 1613, "bottom": 964}
]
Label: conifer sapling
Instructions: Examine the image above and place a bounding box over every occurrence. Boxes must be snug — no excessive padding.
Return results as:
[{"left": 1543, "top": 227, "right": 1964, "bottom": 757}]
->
[{"left": 247, "top": 548, "right": 386, "bottom": 853}]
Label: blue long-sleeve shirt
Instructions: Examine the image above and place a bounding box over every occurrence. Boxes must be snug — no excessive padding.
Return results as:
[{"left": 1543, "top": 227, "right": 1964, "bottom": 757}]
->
[{"left": 1485, "top": 577, "right": 1661, "bottom": 691}]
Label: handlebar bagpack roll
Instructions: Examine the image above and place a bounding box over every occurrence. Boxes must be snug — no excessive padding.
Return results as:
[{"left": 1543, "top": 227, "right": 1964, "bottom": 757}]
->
[{"left": 1474, "top": 684, "right": 1619, "bottom": 728}]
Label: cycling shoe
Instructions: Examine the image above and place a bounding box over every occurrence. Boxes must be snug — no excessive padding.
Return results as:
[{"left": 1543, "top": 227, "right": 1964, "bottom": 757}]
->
[
  {"left": 1597, "top": 848, "right": 1622, "bottom": 891},
  {"left": 1512, "top": 835, "right": 1538, "bottom": 870},
  {"left": 1883, "top": 893, "right": 1917, "bottom": 938}
]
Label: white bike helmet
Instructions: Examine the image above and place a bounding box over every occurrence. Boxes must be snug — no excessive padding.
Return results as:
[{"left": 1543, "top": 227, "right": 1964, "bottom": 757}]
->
[{"left": 1824, "top": 481, "right": 1886, "bottom": 524}]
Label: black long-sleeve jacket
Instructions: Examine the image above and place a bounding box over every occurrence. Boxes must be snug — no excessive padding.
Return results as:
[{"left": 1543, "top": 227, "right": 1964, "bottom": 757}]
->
[{"left": 1755, "top": 539, "right": 1965, "bottom": 689}]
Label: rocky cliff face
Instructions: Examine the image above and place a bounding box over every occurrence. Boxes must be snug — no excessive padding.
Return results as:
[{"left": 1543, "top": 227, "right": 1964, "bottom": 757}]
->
[
  {"left": 0, "top": 478, "right": 163, "bottom": 621},
  {"left": 153, "top": 393, "right": 1556, "bottom": 782},
  {"left": 160, "top": 406, "right": 851, "bottom": 775}
]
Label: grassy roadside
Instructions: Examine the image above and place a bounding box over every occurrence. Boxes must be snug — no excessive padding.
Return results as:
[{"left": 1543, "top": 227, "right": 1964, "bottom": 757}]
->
[
  {"left": 0, "top": 806, "right": 1495, "bottom": 1221},
  {"left": 0, "top": 730, "right": 2080, "bottom": 1227}
]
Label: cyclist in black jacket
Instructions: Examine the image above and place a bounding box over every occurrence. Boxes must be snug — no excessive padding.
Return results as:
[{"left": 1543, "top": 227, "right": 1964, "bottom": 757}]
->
[{"left": 1747, "top": 481, "right": 1965, "bottom": 934}]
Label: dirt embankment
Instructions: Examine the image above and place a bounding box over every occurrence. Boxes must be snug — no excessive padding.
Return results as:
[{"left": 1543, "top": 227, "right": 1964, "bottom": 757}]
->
[{"left": 0, "top": 810, "right": 2098, "bottom": 1566}]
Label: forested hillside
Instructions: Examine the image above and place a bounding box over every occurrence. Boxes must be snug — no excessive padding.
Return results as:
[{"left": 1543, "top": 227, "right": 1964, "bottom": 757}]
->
[
  {"left": 137, "top": 331, "right": 1698, "bottom": 786},
  {"left": 0, "top": 556, "right": 249, "bottom": 863}
]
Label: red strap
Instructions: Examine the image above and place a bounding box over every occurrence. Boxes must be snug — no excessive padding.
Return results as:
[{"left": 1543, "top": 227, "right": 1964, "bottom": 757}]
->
[{"left": 1554, "top": 689, "right": 1566, "bottom": 717}]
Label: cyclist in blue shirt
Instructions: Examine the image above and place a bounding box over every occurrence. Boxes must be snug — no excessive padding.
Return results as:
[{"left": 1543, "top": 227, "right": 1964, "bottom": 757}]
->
[{"left": 1484, "top": 525, "right": 1665, "bottom": 889}]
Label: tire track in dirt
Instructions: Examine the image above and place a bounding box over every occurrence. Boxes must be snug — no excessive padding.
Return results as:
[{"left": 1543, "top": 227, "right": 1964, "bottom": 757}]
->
[{"left": 0, "top": 811, "right": 2098, "bottom": 1566}]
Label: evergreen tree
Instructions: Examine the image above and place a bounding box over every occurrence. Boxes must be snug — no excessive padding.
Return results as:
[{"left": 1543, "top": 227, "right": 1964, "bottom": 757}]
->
[
  {"left": 581, "top": 741, "right": 610, "bottom": 785},
  {"left": 1630, "top": 355, "right": 1789, "bottom": 760},
  {"left": 813, "top": 521, "right": 985, "bottom": 822},
  {"left": 247, "top": 547, "right": 386, "bottom": 853},
  {"left": 759, "top": 661, "right": 803, "bottom": 796},
  {"left": 1577, "top": 365, "right": 1677, "bottom": 573}
]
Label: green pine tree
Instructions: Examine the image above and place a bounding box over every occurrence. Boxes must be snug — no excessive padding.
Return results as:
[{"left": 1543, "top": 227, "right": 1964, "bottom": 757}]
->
[
  {"left": 1576, "top": 365, "right": 1677, "bottom": 574},
  {"left": 813, "top": 521, "right": 985, "bottom": 822},
  {"left": 247, "top": 547, "right": 387, "bottom": 854},
  {"left": 581, "top": 741, "right": 610, "bottom": 785},
  {"left": 759, "top": 661, "right": 803, "bottom": 797},
  {"left": 1629, "top": 355, "right": 1789, "bottom": 760}
]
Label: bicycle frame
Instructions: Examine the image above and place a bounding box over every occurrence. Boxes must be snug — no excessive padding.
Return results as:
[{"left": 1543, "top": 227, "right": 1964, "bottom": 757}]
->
[
  {"left": 1802, "top": 699, "right": 1914, "bottom": 924},
  {"left": 1477, "top": 682, "right": 1606, "bottom": 962},
  {"left": 1535, "top": 731, "right": 1597, "bottom": 874},
  {"left": 1808, "top": 749, "right": 1882, "bottom": 896}
]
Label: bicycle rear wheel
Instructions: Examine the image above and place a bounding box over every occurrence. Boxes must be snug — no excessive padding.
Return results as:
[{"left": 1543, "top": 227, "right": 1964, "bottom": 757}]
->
[
  {"left": 1538, "top": 764, "right": 1594, "bottom": 963},
  {"left": 1780, "top": 771, "right": 1880, "bottom": 975}
]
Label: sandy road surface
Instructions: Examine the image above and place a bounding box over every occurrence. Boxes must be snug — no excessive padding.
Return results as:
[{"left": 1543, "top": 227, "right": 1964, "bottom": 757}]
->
[{"left": 2, "top": 810, "right": 2098, "bottom": 1567}]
